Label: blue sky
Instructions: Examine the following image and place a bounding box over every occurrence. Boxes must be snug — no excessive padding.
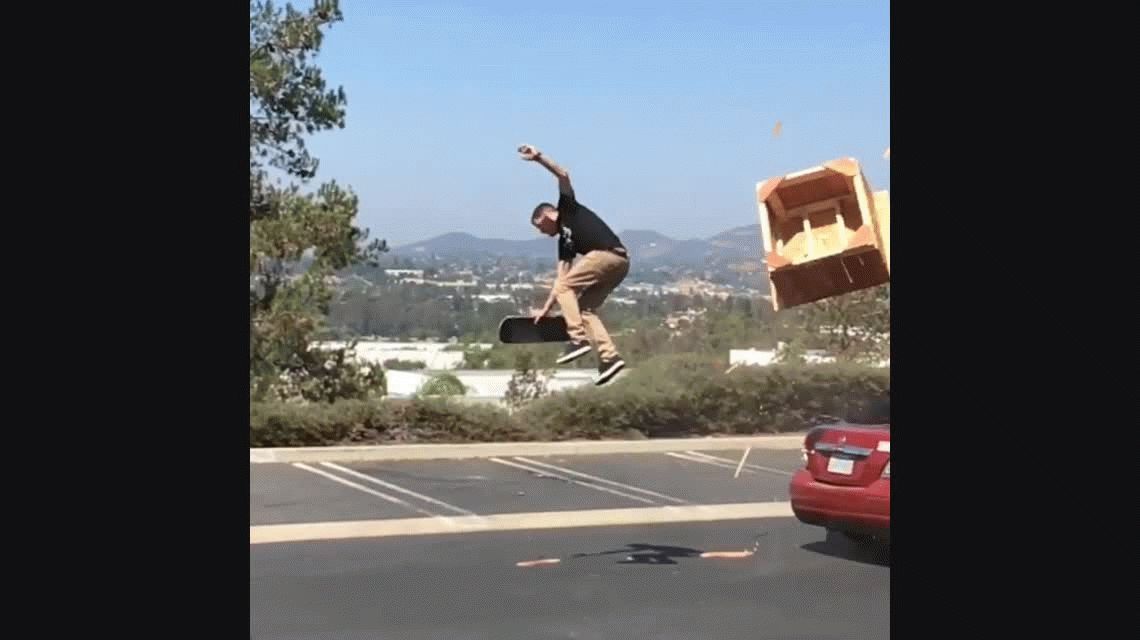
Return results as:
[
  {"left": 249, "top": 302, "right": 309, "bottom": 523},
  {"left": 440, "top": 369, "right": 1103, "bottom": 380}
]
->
[{"left": 304, "top": 0, "right": 890, "bottom": 246}]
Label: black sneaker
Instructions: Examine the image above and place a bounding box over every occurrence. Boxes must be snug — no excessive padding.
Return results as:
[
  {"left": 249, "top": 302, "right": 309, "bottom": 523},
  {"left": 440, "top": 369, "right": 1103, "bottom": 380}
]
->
[
  {"left": 556, "top": 341, "right": 592, "bottom": 365},
  {"left": 594, "top": 358, "right": 625, "bottom": 385}
]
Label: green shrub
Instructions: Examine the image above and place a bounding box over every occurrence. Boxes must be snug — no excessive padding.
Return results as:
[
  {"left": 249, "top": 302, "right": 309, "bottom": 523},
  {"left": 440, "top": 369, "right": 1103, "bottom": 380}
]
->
[
  {"left": 514, "top": 358, "right": 889, "bottom": 439},
  {"left": 377, "top": 398, "right": 533, "bottom": 443},
  {"left": 383, "top": 359, "right": 427, "bottom": 370},
  {"left": 249, "top": 400, "right": 382, "bottom": 447},
  {"left": 250, "top": 397, "right": 533, "bottom": 446},
  {"left": 250, "top": 356, "right": 889, "bottom": 446},
  {"left": 419, "top": 373, "right": 467, "bottom": 396}
]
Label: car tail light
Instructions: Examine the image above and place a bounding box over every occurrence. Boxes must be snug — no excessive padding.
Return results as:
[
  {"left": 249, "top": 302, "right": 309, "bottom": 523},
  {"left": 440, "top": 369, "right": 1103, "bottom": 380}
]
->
[
  {"left": 803, "top": 427, "right": 825, "bottom": 453},
  {"left": 882, "top": 461, "right": 890, "bottom": 478},
  {"left": 802, "top": 427, "right": 826, "bottom": 468}
]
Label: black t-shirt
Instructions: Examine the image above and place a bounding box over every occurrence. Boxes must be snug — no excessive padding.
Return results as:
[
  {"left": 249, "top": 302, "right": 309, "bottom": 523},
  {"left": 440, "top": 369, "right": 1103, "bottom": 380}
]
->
[{"left": 556, "top": 191, "right": 624, "bottom": 262}]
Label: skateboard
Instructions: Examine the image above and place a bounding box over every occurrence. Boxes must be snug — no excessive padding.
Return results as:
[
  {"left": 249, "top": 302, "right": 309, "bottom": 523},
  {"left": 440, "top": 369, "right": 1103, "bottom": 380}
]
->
[{"left": 498, "top": 314, "right": 571, "bottom": 344}]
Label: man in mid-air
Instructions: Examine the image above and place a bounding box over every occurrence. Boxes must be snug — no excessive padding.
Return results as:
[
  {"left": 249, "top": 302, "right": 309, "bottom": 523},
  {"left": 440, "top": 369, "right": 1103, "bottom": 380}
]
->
[{"left": 519, "top": 144, "right": 629, "bottom": 385}]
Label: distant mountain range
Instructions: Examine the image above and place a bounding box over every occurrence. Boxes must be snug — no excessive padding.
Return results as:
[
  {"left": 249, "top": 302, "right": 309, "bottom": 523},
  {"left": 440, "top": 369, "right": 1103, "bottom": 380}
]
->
[{"left": 392, "top": 225, "right": 767, "bottom": 268}]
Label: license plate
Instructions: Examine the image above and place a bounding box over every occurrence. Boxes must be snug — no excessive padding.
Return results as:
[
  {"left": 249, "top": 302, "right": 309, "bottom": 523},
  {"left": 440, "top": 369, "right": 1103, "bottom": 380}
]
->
[{"left": 827, "top": 456, "right": 854, "bottom": 475}]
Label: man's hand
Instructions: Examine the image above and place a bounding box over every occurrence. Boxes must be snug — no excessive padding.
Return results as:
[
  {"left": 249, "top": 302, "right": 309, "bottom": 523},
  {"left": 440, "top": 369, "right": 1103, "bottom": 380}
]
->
[
  {"left": 519, "top": 144, "right": 572, "bottom": 196},
  {"left": 532, "top": 301, "right": 553, "bottom": 324}
]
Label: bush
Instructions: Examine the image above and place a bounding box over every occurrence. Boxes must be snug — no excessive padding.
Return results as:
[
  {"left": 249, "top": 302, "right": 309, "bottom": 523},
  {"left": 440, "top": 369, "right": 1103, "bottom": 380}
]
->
[
  {"left": 250, "top": 355, "right": 889, "bottom": 446},
  {"left": 419, "top": 373, "right": 466, "bottom": 396},
  {"left": 250, "top": 398, "right": 534, "bottom": 446},
  {"left": 383, "top": 359, "right": 427, "bottom": 370},
  {"left": 513, "top": 357, "right": 889, "bottom": 440},
  {"left": 250, "top": 400, "right": 375, "bottom": 447},
  {"left": 502, "top": 349, "right": 552, "bottom": 410},
  {"left": 252, "top": 344, "right": 386, "bottom": 403}
]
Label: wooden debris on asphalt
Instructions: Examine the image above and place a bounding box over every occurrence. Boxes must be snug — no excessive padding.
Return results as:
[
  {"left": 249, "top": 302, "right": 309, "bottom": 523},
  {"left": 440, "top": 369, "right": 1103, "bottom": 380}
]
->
[
  {"left": 516, "top": 558, "right": 561, "bottom": 567},
  {"left": 700, "top": 550, "right": 755, "bottom": 559}
]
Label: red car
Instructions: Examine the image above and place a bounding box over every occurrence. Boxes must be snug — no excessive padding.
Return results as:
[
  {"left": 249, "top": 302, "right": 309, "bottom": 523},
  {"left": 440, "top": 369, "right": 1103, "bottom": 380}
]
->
[{"left": 790, "top": 422, "right": 890, "bottom": 545}]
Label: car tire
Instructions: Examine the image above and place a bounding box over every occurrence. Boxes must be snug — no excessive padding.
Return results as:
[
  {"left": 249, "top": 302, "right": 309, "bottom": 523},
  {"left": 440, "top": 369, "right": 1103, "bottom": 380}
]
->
[
  {"left": 824, "top": 529, "right": 847, "bottom": 546},
  {"left": 841, "top": 531, "right": 877, "bottom": 545},
  {"left": 826, "top": 529, "right": 881, "bottom": 547}
]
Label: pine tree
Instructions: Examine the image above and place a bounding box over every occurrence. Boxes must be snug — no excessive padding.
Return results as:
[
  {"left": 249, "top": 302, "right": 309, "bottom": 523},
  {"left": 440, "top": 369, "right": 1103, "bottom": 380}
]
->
[{"left": 250, "top": 0, "right": 386, "bottom": 401}]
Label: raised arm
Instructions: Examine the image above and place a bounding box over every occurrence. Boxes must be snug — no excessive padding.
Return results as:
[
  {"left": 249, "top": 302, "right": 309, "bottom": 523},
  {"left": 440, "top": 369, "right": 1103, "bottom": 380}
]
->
[{"left": 518, "top": 144, "right": 574, "bottom": 197}]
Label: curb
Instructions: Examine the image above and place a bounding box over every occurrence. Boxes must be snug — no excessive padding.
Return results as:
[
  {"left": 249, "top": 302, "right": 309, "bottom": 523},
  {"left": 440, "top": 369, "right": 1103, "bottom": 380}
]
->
[
  {"left": 250, "top": 502, "right": 794, "bottom": 544},
  {"left": 250, "top": 434, "right": 804, "bottom": 463}
]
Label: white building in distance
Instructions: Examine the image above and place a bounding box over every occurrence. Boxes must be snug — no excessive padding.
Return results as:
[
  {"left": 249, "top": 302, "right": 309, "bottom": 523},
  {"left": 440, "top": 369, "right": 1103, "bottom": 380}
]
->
[
  {"left": 385, "top": 368, "right": 598, "bottom": 402},
  {"left": 313, "top": 340, "right": 492, "bottom": 370}
]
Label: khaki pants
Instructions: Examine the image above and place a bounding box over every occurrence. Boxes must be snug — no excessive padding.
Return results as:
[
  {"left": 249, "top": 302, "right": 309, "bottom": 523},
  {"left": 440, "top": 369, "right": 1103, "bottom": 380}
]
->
[{"left": 553, "top": 250, "right": 630, "bottom": 361}]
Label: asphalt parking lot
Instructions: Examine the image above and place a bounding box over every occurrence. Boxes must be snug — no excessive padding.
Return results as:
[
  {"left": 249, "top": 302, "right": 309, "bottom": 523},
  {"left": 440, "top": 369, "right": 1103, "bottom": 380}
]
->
[
  {"left": 251, "top": 448, "right": 801, "bottom": 527},
  {"left": 250, "top": 446, "right": 890, "bottom": 639}
]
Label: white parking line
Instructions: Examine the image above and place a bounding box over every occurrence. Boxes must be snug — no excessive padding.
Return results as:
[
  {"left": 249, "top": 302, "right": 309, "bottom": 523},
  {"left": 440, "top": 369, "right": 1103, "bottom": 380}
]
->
[
  {"left": 319, "top": 462, "right": 476, "bottom": 516},
  {"left": 292, "top": 463, "right": 443, "bottom": 518},
  {"left": 679, "top": 451, "right": 794, "bottom": 477},
  {"left": 489, "top": 457, "right": 658, "bottom": 505},
  {"left": 665, "top": 451, "right": 766, "bottom": 475},
  {"left": 512, "top": 457, "right": 690, "bottom": 505}
]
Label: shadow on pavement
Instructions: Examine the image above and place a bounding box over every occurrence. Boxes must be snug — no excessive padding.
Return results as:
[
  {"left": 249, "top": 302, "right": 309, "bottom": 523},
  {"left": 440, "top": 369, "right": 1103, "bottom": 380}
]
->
[
  {"left": 801, "top": 533, "right": 890, "bottom": 567},
  {"left": 570, "top": 543, "right": 704, "bottom": 565}
]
